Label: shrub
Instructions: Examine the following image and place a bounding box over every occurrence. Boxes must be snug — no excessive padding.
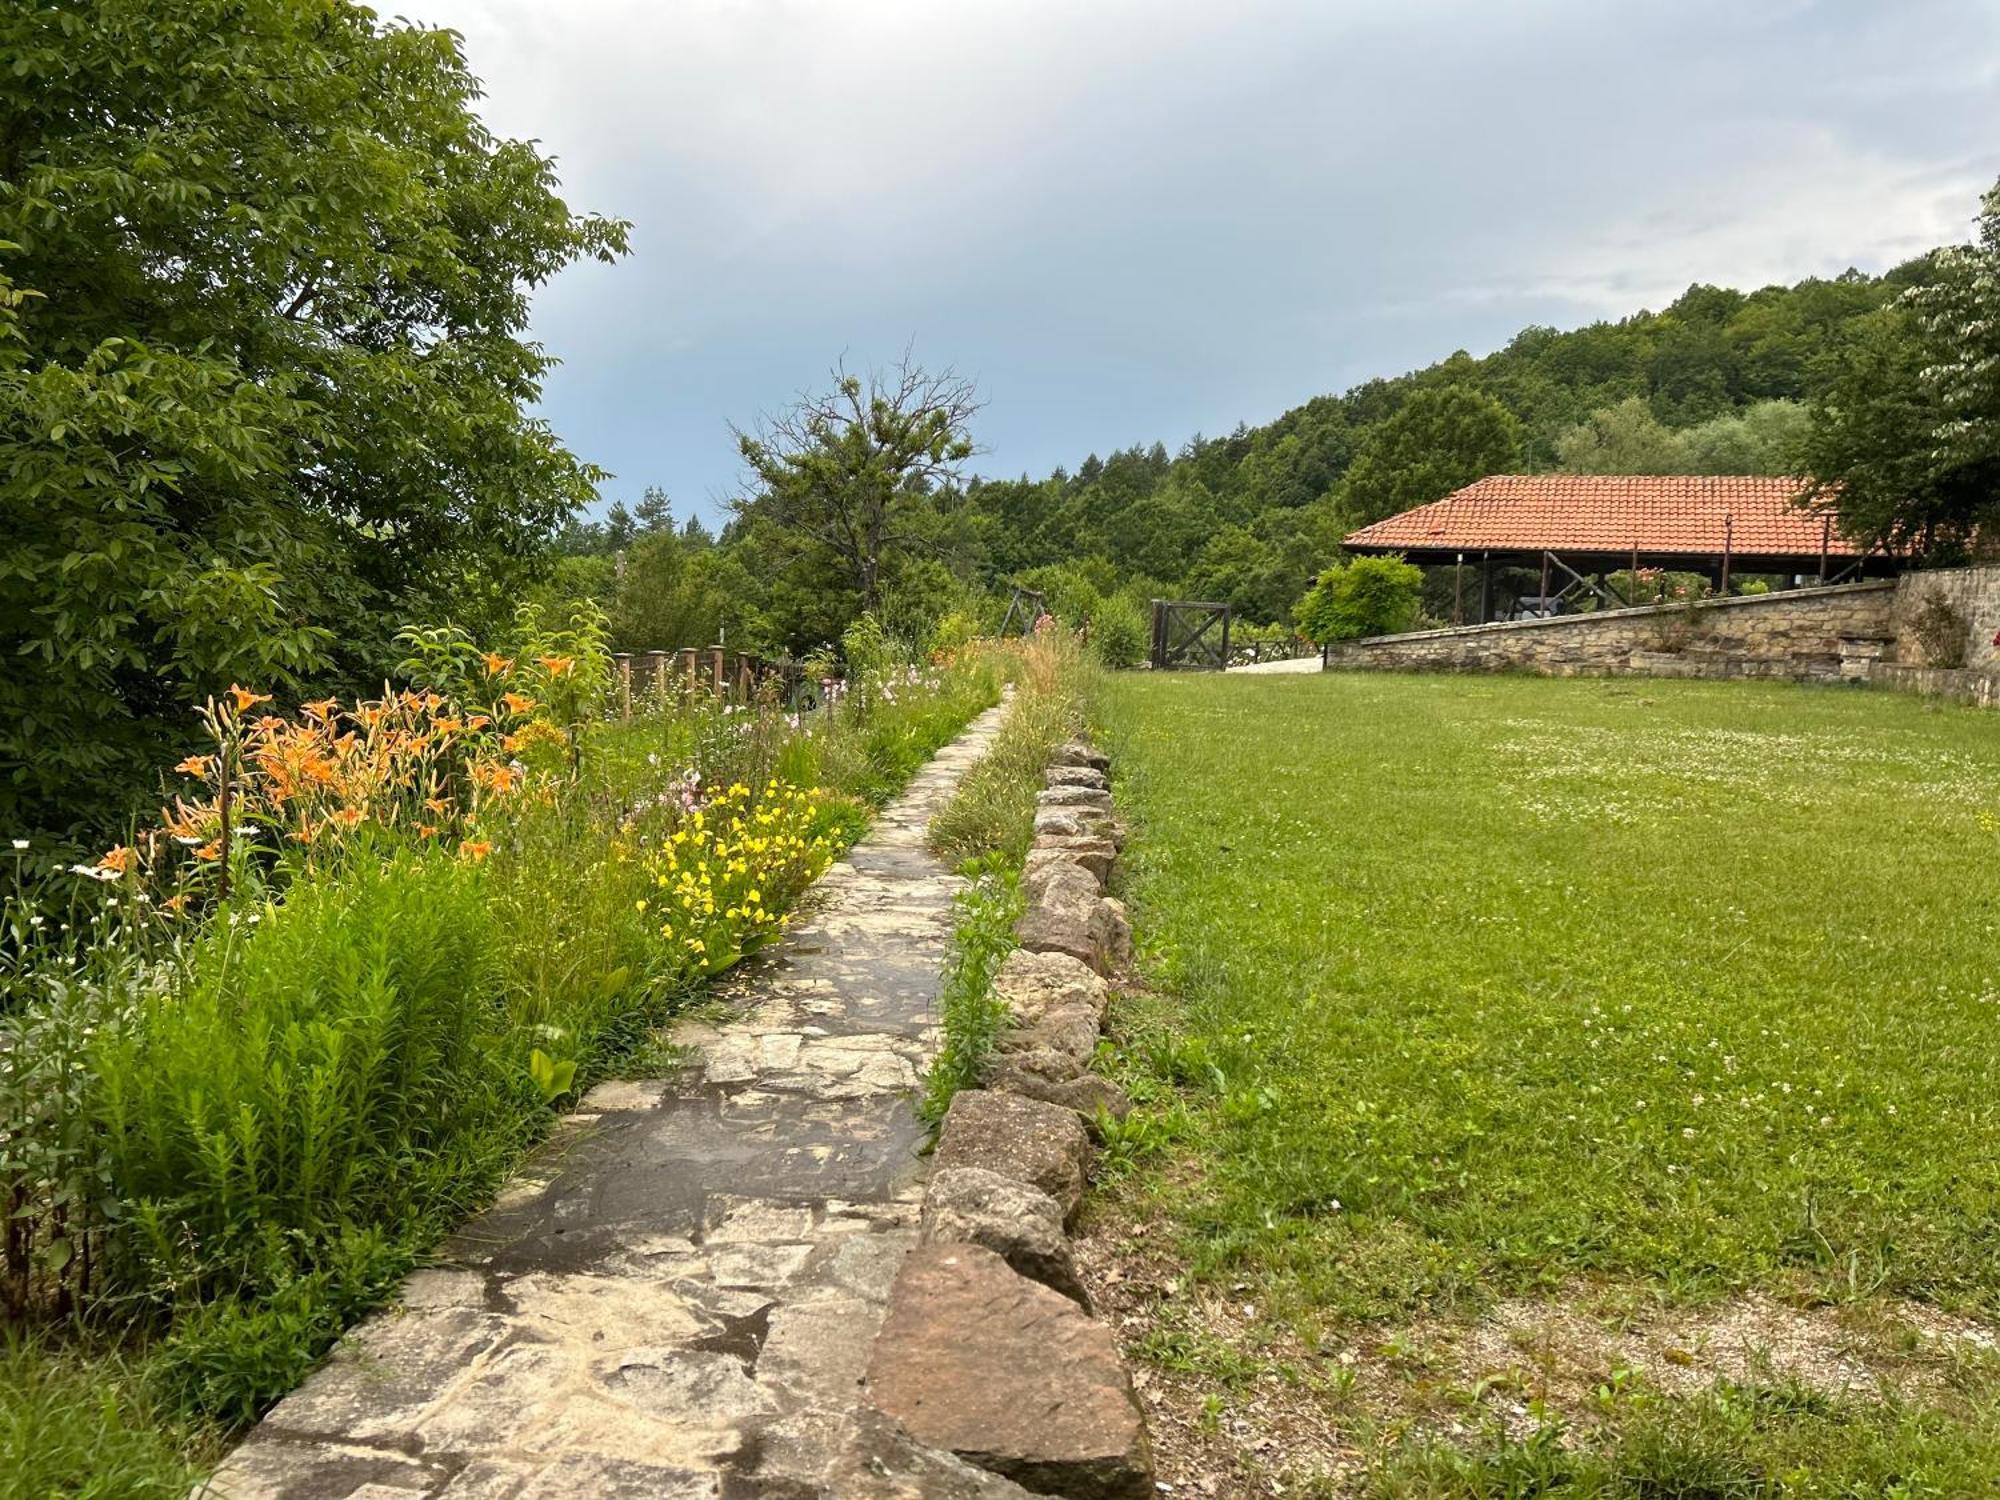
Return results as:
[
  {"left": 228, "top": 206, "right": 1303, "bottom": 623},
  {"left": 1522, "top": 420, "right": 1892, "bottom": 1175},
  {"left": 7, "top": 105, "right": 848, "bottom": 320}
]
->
[
  {"left": 1295, "top": 555, "right": 1424, "bottom": 643},
  {"left": 1090, "top": 595, "right": 1148, "bottom": 669},
  {"left": 0, "top": 962, "right": 142, "bottom": 1322}
]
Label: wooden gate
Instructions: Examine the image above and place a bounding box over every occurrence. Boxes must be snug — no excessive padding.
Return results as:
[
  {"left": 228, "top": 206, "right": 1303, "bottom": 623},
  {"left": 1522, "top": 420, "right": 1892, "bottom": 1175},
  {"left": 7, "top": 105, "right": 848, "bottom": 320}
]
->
[
  {"left": 1149, "top": 600, "right": 1232, "bottom": 670},
  {"left": 998, "top": 585, "right": 1048, "bottom": 637}
]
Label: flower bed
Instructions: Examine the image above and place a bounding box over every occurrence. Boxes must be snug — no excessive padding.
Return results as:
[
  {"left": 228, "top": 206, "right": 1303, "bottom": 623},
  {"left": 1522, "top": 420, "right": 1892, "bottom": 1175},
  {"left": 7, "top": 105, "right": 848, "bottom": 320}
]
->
[{"left": 0, "top": 613, "right": 1003, "bottom": 1488}]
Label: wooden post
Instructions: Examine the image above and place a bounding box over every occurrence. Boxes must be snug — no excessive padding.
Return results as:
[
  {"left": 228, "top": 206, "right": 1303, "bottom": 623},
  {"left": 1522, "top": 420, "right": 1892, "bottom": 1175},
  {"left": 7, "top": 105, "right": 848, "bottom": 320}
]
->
[
  {"left": 614, "top": 653, "right": 633, "bottom": 719},
  {"left": 1818, "top": 514, "right": 1830, "bottom": 584},
  {"left": 1479, "top": 552, "right": 1493, "bottom": 624},
  {"left": 710, "top": 647, "right": 726, "bottom": 697},
  {"left": 1631, "top": 540, "right": 1640, "bottom": 606},
  {"left": 1218, "top": 608, "right": 1231, "bottom": 672},
  {"left": 1539, "top": 551, "right": 1551, "bottom": 616},
  {"left": 1453, "top": 552, "right": 1464, "bottom": 626},
  {"left": 1720, "top": 514, "right": 1734, "bottom": 598}
]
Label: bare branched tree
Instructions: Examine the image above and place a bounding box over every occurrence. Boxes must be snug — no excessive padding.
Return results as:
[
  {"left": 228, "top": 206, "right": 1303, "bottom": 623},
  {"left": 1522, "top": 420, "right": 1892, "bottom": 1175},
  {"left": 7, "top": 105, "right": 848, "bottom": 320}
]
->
[{"left": 733, "top": 353, "right": 983, "bottom": 610}]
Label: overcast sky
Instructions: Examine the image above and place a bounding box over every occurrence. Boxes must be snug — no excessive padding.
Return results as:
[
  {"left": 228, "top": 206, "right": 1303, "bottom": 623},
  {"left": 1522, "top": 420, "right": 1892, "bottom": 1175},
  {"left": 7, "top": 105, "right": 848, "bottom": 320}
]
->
[{"left": 409, "top": 0, "right": 2000, "bottom": 524}]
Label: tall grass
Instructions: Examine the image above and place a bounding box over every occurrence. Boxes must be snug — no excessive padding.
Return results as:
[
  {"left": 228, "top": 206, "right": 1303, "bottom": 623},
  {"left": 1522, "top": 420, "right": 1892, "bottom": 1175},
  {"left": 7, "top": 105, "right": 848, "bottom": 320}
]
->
[
  {"left": 0, "top": 1335, "right": 204, "bottom": 1498},
  {"left": 920, "top": 628, "right": 1094, "bottom": 1121},
  {"left": 918, "top": 859, "right": 1024, "bottom": 1124},
  {"left": 929, "top": 627, "right": 1088, "bottom": 867}
]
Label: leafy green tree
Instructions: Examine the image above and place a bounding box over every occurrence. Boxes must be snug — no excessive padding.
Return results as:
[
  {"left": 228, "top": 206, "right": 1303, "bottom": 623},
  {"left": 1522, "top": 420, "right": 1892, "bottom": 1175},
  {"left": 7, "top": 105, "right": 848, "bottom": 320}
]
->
[
  {"left": 1335, "top": 385, "right": 1521, "bottom": 526},
  {"left": 1557, "top": 396, "right": 1809, "bottom": 476},
  {"left": 1801, "top": 181, "right": 2000, "bottom": 559},
  {"left": 734, "top": 356, "right": 980, "bottom": 614},
  {"left": 1555, "top": 396, "right": 1689, "bottom": 473},
  {"left": 1296, "top": 556, "right": 1424, "bottom": 643},
  {"left": 1679, "top": 399, "right": 1811, "bottom": 474},
  {"left": 0, "top": 0, "right": 627, "bottom": 832},
  {"left": 1102, "top": 478, "right": 1207, "bottom": 581},
  {"left": 1015, "top": 561, "right": 1106, "bottom": 629}
]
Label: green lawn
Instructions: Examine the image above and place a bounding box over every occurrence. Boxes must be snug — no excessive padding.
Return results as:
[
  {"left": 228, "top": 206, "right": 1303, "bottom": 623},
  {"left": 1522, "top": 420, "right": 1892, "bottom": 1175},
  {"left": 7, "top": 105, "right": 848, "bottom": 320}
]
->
[{"left": 1094, "top": 670, "right": 2000, "bottom": 1494}]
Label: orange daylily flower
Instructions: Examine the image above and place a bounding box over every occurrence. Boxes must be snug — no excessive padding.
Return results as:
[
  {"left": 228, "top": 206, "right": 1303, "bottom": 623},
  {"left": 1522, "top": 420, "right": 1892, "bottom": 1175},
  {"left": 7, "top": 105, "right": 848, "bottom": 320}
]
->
[
  {"left": 434, "top": 717, "right": 462, "bottom": 734},
  {"left": 162, "top": 893, "right": 189, "bottom": 913},
  {"left": 333, "top": 807, "right": 365, "bottom": 828},
  {"left": 99, "top": 845, "right": 134, "bottom": 874},
  {"left": 417, "top": 823, "right": 440, "bottom": 839},
  {"left": 501, "top": 692, "right": 537, "bottom": 715},
  {"left": 471, "top": 761, "right": 519, "bottom": 795},
  {"left": 460, "top": 839, "right": 493, "bottom": 863},
  {"left": 536, "top": 655, "right": 577, "bottom": 677},
  {"left": 228, "top": 685, "right": 273, "bottom": 713},
  {"left": 466, "top": 714, "right": 490, "bottom": 731},
  {"left": 301, "top": 697, "right": 340, "bottom": 721},
  {"left": 195, "top": 840, "right": 222, "bottom": 861},
  {"left": 424, "top": 796, "right": 452, "bottom": 814},
  {"left": 481, "top": 653, "right": 513, "bottom": 676},
  {"left": 175, "top": 754, "right": 215, "bottom": 779}
]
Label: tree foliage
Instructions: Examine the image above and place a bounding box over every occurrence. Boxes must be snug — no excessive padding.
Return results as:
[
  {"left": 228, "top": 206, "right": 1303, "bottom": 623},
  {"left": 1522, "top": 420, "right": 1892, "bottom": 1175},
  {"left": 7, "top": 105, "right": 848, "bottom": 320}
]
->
[
  {"left": 1334, "top": 384, "right": 1522, "bottom": 526},
  {"left": 1800, "top": 179, "right": 2000, "bottom": 559},
  {"left": 1556, "top": 396, "right": 1810, "bottom": 475},
  {"left": 0, "top": 0, "right": 628, "bottom": 832},
  {"left": 733, "top": 357, "right": 980, "bottom": 612}
]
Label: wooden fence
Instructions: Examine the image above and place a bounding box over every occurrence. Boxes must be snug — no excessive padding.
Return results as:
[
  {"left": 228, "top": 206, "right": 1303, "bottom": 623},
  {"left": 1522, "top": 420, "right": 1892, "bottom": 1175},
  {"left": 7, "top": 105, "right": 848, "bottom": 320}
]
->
[{"left": 612, "top": 647, "right": 818, "bottom": 716}]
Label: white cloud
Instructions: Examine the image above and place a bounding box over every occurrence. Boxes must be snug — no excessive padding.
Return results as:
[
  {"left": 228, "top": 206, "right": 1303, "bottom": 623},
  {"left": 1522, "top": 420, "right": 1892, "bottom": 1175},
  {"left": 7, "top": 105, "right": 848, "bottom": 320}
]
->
[{"left": 390, "top": 0, "right": 2000, "bottom": 507}]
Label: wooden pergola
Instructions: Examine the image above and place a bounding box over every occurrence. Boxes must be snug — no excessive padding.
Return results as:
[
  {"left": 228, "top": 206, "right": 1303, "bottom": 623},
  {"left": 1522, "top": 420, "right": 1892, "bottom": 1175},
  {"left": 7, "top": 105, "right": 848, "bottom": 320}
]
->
[{"left": 1342, "top": 474, "right": 1896, "bottom": 623}]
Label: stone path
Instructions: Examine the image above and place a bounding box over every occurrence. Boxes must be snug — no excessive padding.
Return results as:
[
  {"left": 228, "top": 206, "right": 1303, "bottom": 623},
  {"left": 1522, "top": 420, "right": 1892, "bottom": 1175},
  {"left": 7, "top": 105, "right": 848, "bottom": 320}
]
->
[
  {"left": 1227, "top": 654, "right": 1321, "bottom": 674},
  {"left": 209, "top": 703, "right": 1033, "bottom": 1500}
]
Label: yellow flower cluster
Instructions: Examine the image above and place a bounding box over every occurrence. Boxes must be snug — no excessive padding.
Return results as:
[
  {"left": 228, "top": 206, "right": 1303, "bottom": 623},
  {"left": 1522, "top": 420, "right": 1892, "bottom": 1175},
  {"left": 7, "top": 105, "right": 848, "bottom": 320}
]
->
[{"left": 637, "top": 780, "right": 834, "bottom": 978}]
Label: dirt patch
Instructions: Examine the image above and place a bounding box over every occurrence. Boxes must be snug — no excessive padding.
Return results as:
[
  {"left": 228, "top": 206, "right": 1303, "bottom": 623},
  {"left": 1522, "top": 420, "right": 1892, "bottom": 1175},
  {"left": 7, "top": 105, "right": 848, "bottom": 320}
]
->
[{"left": 1073, "top": 1200, "right": 2000, "bottom": 1497}]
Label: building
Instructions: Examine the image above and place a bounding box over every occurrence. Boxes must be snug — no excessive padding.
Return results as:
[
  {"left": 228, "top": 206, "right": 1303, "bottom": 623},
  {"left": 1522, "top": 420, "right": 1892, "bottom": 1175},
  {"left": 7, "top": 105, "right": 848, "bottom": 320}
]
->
[{"left": 1341, "top": 474, "right": 1891, "bottom": 623}]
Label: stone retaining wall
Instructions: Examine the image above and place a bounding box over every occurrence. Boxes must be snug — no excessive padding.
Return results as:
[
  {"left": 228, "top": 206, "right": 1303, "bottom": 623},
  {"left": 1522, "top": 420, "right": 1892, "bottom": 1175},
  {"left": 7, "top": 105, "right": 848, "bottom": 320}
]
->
[
  {"left": 1324, "top": 581, "right": 1898, "bottom": 682},
  {"left": 1323, "top": 564, "right": 2000, "bottom": 704},
  {"left": 1888, "top": 563, "right": 2000, "bottom": 673},
  {"left": 865, "top": 740, "right": 1156, "bottom": 1500}
]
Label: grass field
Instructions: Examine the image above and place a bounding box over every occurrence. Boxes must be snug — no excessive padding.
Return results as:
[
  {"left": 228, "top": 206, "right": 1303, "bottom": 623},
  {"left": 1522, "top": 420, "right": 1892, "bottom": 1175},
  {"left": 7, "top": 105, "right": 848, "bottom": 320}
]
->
[{"left": 1089, "top": 670, "right": 2000, "bottom": 1496}]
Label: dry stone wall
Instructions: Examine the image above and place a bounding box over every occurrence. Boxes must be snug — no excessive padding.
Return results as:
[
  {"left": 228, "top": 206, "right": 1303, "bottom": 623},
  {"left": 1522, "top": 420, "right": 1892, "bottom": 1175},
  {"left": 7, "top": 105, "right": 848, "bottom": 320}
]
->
[
  {"left": 1323, "top": 565, "right": 2000, "bottom": 705},
  {"left": 866, "top": 739, "right": 1156, "bottom": 1500},
  {"left": 1324, "top": 581, "right": 1897, "bottom": 682}
]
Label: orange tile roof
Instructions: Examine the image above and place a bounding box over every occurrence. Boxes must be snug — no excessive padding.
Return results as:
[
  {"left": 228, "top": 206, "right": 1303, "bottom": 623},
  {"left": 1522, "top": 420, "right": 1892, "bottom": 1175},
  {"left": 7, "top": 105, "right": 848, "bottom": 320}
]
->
[{"left": 1342, "top": 475, "right": 1864, "bottom": 559}]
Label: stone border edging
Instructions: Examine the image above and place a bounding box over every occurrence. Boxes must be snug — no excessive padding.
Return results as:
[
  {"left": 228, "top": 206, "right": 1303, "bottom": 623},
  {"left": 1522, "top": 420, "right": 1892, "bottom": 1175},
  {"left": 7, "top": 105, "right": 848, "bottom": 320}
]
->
[{"left": 864, "top": 739, "right": 1156, "bottom": 1500}]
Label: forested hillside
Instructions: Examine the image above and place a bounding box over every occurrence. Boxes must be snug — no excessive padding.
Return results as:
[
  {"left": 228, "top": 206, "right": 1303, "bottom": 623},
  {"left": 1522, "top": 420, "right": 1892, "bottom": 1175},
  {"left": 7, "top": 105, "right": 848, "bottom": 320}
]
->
[
  {"left": 551, "top": 263, "right": 1932, "bottom": 658},
  {"left": 954, "top": 264, "right": 1926, "bottom": 626}
]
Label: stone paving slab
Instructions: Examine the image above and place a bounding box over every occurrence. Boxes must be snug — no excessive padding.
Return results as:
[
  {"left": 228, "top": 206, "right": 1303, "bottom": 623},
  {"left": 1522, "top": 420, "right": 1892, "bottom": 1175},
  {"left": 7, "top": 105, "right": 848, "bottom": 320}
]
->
[{"left": 206, "top": 703, "right": 1019, "bottom": 1500}]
